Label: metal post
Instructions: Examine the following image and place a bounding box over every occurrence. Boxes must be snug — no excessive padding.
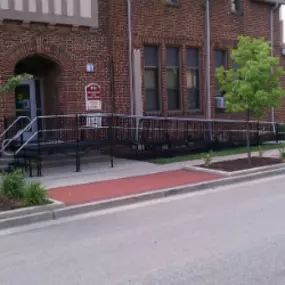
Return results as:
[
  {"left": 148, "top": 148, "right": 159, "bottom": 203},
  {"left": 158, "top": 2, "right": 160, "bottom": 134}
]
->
[
  {"left": 127, "top": 0, "right": 134, "bottom": 115},
  {"left": 205, "top": 0, "right": 212, "bottom": 139},
  {"left": 75, "top": 114, "right": 80, "bottom": 172}
]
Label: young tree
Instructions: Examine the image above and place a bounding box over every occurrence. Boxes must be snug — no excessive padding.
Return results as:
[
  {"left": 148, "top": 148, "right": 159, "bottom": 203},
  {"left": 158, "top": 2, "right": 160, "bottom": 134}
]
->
[
  {"left": 216, "top": 35, "right": 285, "bottom": 164},
  {"left": 0, "top": 74, "right": 32, "bottom": 93}
]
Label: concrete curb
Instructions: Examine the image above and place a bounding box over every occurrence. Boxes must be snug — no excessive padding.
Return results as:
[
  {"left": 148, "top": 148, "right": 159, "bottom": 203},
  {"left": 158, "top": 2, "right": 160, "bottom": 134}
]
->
[
  {"left": 1, "top": 166, "right": 285, "bottom": 230},
  {"left": 0, "top": 211, "right": 55, "bottom": 229},
  {"left": 0, "top": 199, "right": 65, "bottom": 229},
  {"left": 53, "top": 166, "right": 285, "bottom": 219},
  {"left": 183, "top": 161, "right": 285, "bottom": 177}
]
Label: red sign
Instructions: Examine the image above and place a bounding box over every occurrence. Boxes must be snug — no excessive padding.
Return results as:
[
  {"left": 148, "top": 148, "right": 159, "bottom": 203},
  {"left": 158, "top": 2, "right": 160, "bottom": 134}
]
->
[
  {"left": 86, "top": 83, "right": 101, "bottom": 101},
  {"left": 85, "top": 83, "right": 102, "bottom": 111}
]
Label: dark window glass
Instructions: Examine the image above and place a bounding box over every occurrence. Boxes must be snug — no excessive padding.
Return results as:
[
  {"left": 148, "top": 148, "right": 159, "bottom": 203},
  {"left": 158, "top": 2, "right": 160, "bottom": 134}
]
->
[
  {"left": 166, "top": 47, "right": 179, "bottom": 66},
  {"left": 144, "top": 46, "right": 160, "bottom": 111},
  {"left": 187, "top": 69, "right": 200, "bottom": 109},
  {"left": 166, "top": 47, "right": 180, "bottom": 110},
  {"left": 187, "top": 48, "right": 200, "bottom": 110},
  {"left": 232, "top": 0, "right": 242, "bottom": 13},
  {"left": 214, "top": 50, "right": 227, "bottom": 97},
  {"left": 35, "top": 79, "right": 42, "bottom": 111},
  {"left": 144, "top": 46, "right": 158, "bottom": 66},
  {"left": 214, "top": 50, "right": 227, "bottom": 68},
  {"left": 186, "top": 48, "right": 199, "bottom": 67}
]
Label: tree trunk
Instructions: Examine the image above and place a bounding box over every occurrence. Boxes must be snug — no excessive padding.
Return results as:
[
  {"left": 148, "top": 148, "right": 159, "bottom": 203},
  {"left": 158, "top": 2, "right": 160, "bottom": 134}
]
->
[{"left": 246, "top": 108, "right": 251, "bottom": 166}]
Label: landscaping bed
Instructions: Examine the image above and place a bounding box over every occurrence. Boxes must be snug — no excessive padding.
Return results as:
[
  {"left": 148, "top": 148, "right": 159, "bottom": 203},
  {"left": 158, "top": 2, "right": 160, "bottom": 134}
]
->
[
  {"left": 0, "top": 195, "right": 23, "bottom": 211},
  {"left": 199, "top": 157, "right": 282, "bottom": 172},
  {"left": 150, "top": 143, "right": 285, "bottom": 164},
  {"left": 0, "top": 169, "right": 50, "bottom": 212}
]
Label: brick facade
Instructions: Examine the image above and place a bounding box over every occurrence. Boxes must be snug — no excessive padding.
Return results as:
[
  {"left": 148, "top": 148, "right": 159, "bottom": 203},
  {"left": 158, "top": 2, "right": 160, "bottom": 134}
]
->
[
  {"left": 0, "top": 0, "right": 284, "bottom": 123},
  {"left": 0, "top": 0, "right": 112, "bottom": 118}
]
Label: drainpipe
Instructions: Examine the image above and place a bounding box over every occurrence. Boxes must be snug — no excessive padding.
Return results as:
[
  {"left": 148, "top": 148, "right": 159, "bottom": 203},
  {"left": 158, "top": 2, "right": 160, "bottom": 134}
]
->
[
  {"left": 127, "top": 0, "right": 134, "bottom": 115},
  {"left": 205, "top": 0, "right": 212, "bottom": 137},
  {"left": 270, "top": 3, "right": 280, "bottom": 130}
]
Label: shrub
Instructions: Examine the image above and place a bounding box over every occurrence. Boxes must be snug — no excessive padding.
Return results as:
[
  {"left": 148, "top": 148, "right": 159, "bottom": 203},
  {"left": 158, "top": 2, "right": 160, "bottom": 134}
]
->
[
  {"left": 0, "top": 169, "right": 25, "bottom": 199},
  {"left": 23, "top": 182, "right": 49, "bottom": 206},
  {"left": 202, "top": 151, "right": 213, "bottom": 167}
]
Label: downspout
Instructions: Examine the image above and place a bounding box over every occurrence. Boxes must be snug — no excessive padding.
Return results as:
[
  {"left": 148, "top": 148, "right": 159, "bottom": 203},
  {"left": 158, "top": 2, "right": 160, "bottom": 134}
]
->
[
  {"left": 205, "top": 0, "right": 212, "bottom": 137},
  {"left": 270, "top": 3, "right": 280, "bottom": 129},
  {"left": 127, "top": 0, "right": 134, "bottom": 115}
]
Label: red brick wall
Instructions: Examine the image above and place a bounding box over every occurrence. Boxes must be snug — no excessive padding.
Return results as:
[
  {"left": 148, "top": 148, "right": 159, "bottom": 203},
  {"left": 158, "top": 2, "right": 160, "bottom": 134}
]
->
[
  {"left": 0, "top": 0, "right": 284, "bottom": 123},
  {"left": 0, "top": 0, "right": 111, "bottom": 119},
  {"left": 107, "top": 0, "right": 284, "bottom": 121}
]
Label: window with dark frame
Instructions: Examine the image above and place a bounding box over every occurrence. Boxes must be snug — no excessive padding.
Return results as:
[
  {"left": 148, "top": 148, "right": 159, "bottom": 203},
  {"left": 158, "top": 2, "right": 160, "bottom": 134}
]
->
[
  {"left": 186, "top": 48, "right": 200, "bottom": 110},
  {"left": 214, "top": 49, "right": 227, "bottom": 98},
  {"left": 231, "top": 0, "right": 242, "bottom": 14},
  {"left": 144, "top": 46, "right": 160, "bottom": 112},
  {"left": 165, "top": 0, "right": 179, "bottom": 7},
  {"left": 166, "top": 47, "right": 180, "bottom": 110}
]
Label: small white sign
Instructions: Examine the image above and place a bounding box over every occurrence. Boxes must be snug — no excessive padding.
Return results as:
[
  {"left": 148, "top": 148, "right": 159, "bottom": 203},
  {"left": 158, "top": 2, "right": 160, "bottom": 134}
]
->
[
  {"left": 86, "top": 115, "right": 102, "bottom": 128},
  {"left": 86, "top": 100, "right": 102, "bottom": 111},
  {"left": 86, "top": 63, "right": 94, "bottom": 73}
]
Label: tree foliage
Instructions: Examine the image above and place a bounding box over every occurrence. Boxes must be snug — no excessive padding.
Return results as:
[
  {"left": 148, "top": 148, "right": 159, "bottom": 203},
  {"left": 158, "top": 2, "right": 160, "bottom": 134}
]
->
[
  {"left": 216, "top": 36, "right": 285, "bottom": 118},
  {"left": 0, "top": 74, "right": 32, "bottom": 93}
]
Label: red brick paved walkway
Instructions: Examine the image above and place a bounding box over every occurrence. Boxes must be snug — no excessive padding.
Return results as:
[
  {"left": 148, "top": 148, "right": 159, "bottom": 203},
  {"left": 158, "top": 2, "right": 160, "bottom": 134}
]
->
[{"left": 48, "top": 170, "right": 222, "bottom": 206}]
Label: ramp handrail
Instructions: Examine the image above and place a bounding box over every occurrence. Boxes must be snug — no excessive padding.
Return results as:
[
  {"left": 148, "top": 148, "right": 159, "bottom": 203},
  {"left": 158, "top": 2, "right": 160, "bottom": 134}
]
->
[
  {"left": 1, "top": 114, "right": 90, "bottom": 155},
  {"left": 0, "top": 116, "right": 31, "bottom": 140},
  {"left": 1, "top": 112, "right": 284, "bottom": 156},
  {"left": 14, "top": 130, "right": 39, "bottom": 156},
  {"left": 1, "top": 116, "right": 38, "bottom": 155}
]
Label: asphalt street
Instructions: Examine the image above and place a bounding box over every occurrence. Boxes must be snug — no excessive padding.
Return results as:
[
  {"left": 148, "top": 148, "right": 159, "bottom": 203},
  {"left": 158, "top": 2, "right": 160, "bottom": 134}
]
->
[{"left": 1, "top": 175, "right": 285, "bottom": 285}]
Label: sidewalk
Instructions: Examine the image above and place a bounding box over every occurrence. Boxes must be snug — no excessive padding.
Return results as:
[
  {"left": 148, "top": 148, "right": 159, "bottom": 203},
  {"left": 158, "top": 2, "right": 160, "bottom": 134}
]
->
[
  {"left": 45, "top": 149, "right": 279, "bottom": 206},
  {"left": 35, "top": 149, "right": 278, "bottom": 187},
  {"left": 48, "top": 170, "right": 223, "bottom": 206}
]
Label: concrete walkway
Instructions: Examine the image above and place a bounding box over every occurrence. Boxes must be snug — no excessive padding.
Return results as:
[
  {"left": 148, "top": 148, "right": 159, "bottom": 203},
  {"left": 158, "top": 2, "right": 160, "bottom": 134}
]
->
[
  {"left": 44, "top": 149, "right": 280, "bottom": 206},
  {"left": 48, "top": 170, "right": 222, "bottom": 206},
  {"left": 31, "top": 149, "right": 280, "bottom": 189}
]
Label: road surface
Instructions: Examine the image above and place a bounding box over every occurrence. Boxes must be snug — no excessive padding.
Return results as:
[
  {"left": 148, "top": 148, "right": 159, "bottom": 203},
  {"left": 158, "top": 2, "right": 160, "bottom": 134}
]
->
[{"left": 1, "top": 175, "right": 285, "bottom": 285}]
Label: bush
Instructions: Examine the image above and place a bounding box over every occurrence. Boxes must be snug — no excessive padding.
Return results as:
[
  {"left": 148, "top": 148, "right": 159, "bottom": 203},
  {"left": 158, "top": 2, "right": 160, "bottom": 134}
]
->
[
  {"left": 202, "top": 151, "right": 213, "bottom": 167},
  {"left": 23, "top": 182, "right": 49, "bottom": 206},
  {"left": 0, "top": 169, "right": 49, "bottom": 208},
  {"left": 0, "top": 169, "right": 25, "bottom": 199}
]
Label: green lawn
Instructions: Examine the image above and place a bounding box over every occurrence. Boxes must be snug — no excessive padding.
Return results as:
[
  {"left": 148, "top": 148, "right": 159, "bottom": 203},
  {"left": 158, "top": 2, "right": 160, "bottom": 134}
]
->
[{"left": 150, "top": 143, "right": 285, "bottom": 164}]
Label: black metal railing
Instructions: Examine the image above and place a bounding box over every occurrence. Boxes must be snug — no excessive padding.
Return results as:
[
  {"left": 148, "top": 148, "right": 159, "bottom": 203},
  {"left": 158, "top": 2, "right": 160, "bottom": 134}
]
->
[{"left": 1, "top": 114, "right": 284, "bottom": 176}]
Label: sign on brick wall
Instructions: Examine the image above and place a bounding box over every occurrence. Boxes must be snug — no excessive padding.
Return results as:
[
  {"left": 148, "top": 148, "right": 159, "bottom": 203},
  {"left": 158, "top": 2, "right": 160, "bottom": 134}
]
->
[{"left": 85, "top": 83, "right": 102, "bottom": 111}]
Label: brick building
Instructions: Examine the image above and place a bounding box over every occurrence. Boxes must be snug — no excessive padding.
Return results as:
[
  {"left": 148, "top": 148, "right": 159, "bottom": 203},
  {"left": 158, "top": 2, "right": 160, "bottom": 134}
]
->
[{"left": 0, "top": 0, "right": 284, "bottom": 137}]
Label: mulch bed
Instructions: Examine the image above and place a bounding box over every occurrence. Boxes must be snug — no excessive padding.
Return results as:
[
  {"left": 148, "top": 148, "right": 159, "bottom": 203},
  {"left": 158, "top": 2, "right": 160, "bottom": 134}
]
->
[
  {"left": 200, "top": 157, "right": 282, "bottom": 172},
  {"left": 0, "top": 196, "right": 24, "bottom": 211}
]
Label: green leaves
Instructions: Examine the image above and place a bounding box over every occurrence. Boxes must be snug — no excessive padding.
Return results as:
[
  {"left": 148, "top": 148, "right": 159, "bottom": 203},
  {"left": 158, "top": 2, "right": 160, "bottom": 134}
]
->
[
  {"left": 0, "top": 73, "right": 32, "bottom": 93},
  {"left": 216, "top": 36, "right": 285, "bottom": 119},
  {"left": 0, "top": 169, "right": 49, "bottom": 207}
]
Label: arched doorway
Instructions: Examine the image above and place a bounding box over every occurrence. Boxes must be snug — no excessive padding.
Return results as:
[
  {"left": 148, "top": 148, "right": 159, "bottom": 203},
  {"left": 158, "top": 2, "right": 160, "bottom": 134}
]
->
[{"left": 14, "top": 55, "right": 60, "bottom": 139}]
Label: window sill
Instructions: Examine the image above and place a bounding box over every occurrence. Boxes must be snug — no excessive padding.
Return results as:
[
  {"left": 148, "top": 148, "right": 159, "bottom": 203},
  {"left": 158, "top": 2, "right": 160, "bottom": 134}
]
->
[
  {"left": 165, "top": 2, "right": 180, "bottom": 8},
  {"left": 145, "top": 111, "right": 162, "bottom": 116},
  {"left": 167, "top": 110, "right": 183, "bottom": 114},
  {"left": 189, "top": 108, "right": 202, "bottom": 114}
]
